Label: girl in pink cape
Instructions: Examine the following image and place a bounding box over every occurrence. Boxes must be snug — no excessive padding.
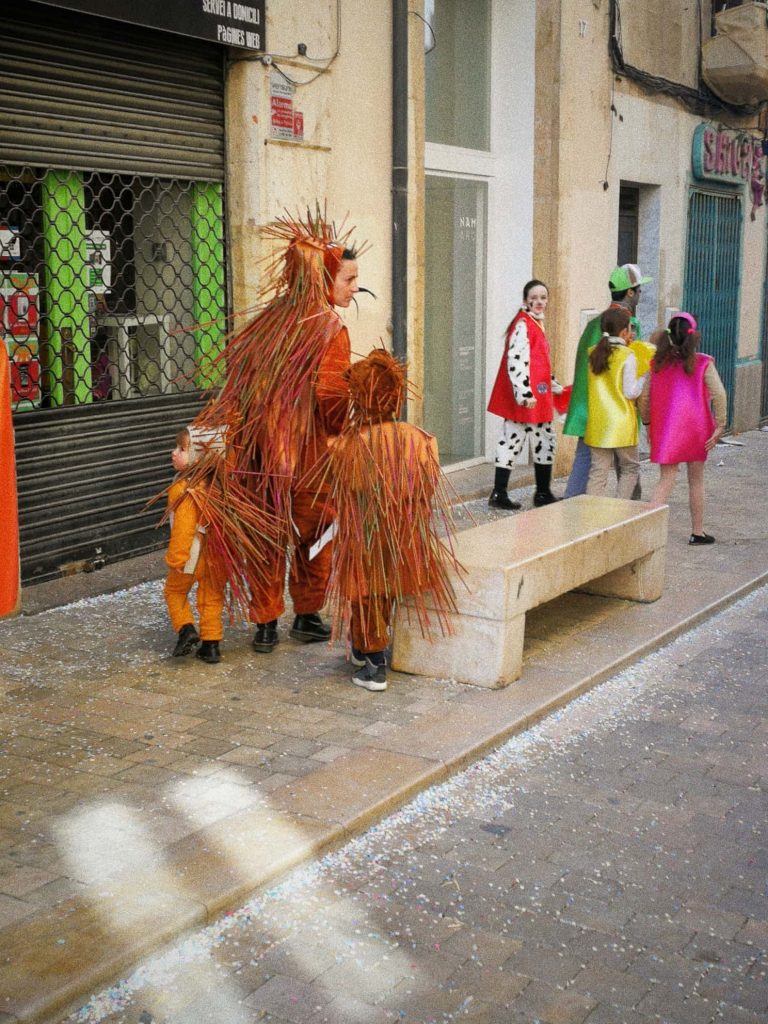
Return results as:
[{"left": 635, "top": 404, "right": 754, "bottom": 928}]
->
[{"left": 638, "top": 313, "right": 727, "bottom": 546}]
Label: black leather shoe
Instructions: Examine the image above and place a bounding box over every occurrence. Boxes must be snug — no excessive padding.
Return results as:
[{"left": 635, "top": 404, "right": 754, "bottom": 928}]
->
[
  {"left": 252, "top": 620, "right": 278, "bottom": 653},
  {"left": 289, "top": 613, "right": 331, "bottom": 643},
  {"left": 488, "top": 490, "right": 521, "bottom": 511},
  {"left": 173, "top": 623, "right": 199, "bottom": 657},
  {"left": 533, "top": 491, "right": 559, "bottom": 507},
  {"left": 196, "top": 640, "right": 221, "bottom": 664},
  {"left": 689, "top": 532, "right": 715, "bottom": 545}
]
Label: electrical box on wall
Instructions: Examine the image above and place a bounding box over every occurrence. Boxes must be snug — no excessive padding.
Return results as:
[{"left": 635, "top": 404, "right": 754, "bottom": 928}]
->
[{"left": 703, "top": 2, "right": 768, "bottom": 106}]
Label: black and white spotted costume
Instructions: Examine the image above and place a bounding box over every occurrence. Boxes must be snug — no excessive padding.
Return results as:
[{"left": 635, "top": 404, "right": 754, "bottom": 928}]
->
[{"left": 494, "top": 311, "right": 563, "bottom": 470}]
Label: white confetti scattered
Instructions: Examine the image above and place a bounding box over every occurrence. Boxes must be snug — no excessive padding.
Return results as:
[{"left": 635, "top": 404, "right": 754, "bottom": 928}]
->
[{"left": 64, "top": 585, "right": 767, "bottom": 1022}]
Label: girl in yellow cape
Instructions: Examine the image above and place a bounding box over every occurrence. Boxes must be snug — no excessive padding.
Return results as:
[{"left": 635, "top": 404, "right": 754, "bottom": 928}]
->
[{"left": 322, "top": 349, "right": 461, "bottom": 692}]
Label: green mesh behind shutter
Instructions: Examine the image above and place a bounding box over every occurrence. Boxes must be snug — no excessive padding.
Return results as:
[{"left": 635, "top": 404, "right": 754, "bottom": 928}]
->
[
  {"left": 41, "top": 170, "right": 91, "bottom": 406},
  {"left": 192, "top": 183, "right": 226, "bottom": 387}
]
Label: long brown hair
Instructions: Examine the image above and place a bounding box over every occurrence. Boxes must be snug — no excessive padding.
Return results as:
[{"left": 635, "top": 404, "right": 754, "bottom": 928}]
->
[
  {"left": 589, "top": 307, "right": 631, "bottom": 375},
  {"left": 650, "top": 316, "right": 700, "bottom": 375}
]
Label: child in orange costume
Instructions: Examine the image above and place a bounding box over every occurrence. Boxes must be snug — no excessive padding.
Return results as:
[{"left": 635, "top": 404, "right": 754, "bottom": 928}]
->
[
  {"left": 325, "top": 350, "right": 459, "bottom": 692},
  {"left": 164, "top": 427, "right": 227, "bottom": 664}
]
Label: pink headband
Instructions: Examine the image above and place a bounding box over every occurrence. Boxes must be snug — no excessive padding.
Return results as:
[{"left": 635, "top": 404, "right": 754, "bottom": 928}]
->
[{"left": 673, "top": 312, "right": 697, "bottom": 332}]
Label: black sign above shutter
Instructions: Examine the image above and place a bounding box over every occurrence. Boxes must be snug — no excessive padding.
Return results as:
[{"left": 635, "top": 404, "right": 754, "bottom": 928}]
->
[{"left": 29, "top": 0, "right": 266, "bottom": 51}]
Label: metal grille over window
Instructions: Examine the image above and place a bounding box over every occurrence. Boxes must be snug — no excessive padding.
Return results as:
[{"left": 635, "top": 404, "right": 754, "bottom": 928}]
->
[
  {"left": 0, "top": 4, "right": 227, "bottom": 582},
  {"left": 1, "top": 168, "right": 226, "bottom": 411}
]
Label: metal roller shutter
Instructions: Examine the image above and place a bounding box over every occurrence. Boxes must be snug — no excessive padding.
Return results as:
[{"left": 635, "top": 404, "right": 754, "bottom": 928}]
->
[
  {"left": 1, "top": 2, "right": 227, "bottom": 583},
  {"left": 15, "top": 392, "right": 207, "bottom": 582},
  {"left": 0, "top": 2, "right": 225, "bottom": 181}
]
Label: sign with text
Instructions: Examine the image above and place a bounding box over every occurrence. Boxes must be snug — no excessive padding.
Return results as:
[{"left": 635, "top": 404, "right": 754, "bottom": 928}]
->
[
  {"left": 692, "top": 122, "right": 766, "bottom": 216},
  {"left": 85, "top": 230, "right": 112, "bottom": 295},
  {"left": 270, "top": 71, "right": 304, "bottom": 142},
  {"left": 0, "top": 227, "right": 21, "bottom": 261},
  {"left": 30, "top": 0, "right": 265, "bottom": 51},
  {"left": 692, "top": 123, "right": 763, "bottom": 185}
]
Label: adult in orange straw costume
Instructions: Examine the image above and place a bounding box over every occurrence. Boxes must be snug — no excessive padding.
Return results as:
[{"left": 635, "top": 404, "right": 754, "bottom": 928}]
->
[
  {"left": 193, "top": 210, "right": 359, "bottom": 652},
  {"left": 321, "top": 348, "right": 461, "bottom": 691}
]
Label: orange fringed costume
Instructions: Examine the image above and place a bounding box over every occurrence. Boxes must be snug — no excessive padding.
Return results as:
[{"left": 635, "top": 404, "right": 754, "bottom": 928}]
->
[
  {"left": 164, "top": 476, "right": 226, "bottom": 642},
  {"left": 323, "top": 349, "right": 461, "bottom": 653},
  {"left": 192, "top": 211, "right": 354, "bottom": 624}
]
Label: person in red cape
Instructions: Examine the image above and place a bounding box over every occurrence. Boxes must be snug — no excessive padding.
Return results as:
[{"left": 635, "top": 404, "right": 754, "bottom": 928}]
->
[
  {"left": 193, "top": 210, "right": 361, "bottom": 654},
  {"left": 487, "top": 279, "right": 570, "bottom": 510}
]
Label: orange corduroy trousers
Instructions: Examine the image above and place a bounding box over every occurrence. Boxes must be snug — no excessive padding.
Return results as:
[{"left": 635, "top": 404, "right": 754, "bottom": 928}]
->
[
  {"left": 248, "top": 489, "right": 334, "bottom": 624},
  {"left": 164, "top": 553, "right": 225, "bottom": 641}
]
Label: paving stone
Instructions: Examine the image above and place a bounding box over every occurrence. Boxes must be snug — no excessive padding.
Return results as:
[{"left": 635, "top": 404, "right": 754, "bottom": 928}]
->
[
  {"left": 243, "top": 974, "right": 333, "bottom": 1020},
  {"left": 582, "top": 1005, "right": 659, "bottom": 1024},
  {"left": 635, "top": 985, "right": 717, "bottom": 1024},
  {"left": 501, "top": 944, "right": 583, "bottom": 988},
  {"left": 695, "top": 966, "right": 768, "bottom": 1013},
  {"left": 438, "top": 927, "right": 523, "bottom": 969},
  {"left": 737, "top": 917, "right": 768, "bottom": 947},
  {"left": 511, "top": 978, "right": 597, "bottom": 1024},
  {"left": 569, "top": 963, "right": 652, "bottom": 1009},
  {"left": 307, "top": 992, "right": 390, "bottom": 1024},
  {"left": 674, "top": 903, "right": 748, "bottom": 941}
]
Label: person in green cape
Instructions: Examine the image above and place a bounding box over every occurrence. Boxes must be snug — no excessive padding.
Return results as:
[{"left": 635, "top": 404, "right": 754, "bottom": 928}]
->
[{"left": 562, "top": 263, "right": 652, "bottom": 498}]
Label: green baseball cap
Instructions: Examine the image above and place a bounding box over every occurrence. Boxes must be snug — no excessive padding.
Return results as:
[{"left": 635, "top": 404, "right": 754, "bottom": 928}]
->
[{"left": 609, "top": 263, "right": 653, "bottom": 291}]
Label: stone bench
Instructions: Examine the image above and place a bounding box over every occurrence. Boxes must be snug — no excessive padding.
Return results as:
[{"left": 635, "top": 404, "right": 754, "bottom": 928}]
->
[{"left": 392, "top": 495, "right": 669, "bottom": 688}]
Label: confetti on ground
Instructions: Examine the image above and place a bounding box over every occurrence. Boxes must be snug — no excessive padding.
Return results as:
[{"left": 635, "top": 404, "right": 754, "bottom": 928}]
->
[{"left": 62, "top": 585, "right": 768, "bottom": 1023}]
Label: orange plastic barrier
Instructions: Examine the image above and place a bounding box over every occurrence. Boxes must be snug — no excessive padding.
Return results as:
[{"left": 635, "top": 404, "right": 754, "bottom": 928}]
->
[{"left": 0, "top": 350, "right": 20, "bottom": 616}]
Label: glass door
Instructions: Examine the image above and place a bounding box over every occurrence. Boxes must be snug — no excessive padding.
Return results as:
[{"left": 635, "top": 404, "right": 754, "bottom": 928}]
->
[
  {"left": 423, "top": 0, "right": 491, "bottom": 464},
  {"left": 423, "top": 176, "right": 487, "bottom": 463}
]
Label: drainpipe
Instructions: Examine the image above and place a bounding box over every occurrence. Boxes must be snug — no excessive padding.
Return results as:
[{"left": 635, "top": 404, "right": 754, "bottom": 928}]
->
[{"left": 392, "top": 0, "right": 408, "bottom": 365}]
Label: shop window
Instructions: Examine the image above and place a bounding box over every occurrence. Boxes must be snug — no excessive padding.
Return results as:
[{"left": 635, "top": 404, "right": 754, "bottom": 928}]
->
[
  {"left": 424, "top": 0, "right": 491, "bottom": 151},
  {"left": 1, "top": 166, "right": 226, "bottom": 412}
]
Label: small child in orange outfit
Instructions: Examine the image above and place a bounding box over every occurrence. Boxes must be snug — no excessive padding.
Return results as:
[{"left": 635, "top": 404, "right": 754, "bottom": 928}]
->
[
  {"left": 325, "top": 350, "right": 460, "bottom": 692},
  {"left": 164, "top": 427, "right": 226, "bottom": 664}
]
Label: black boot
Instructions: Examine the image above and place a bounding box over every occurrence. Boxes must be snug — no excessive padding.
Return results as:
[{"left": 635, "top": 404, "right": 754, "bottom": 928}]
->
[
  {"left": 252, "top": 620, "right": 278, "bottom": 653},
  {"left": 488, "top": 466, "right": 521, "bottom": 511},
  {"left": 172, "top": 623, "right": 199, "bottom": 657},
  {"left": 196, "top": 640, "right": 221, "bottom": 664},
  {"left": 289, "top": 613, "right": 332, "bottom": 643},
  {"left": 533, "top": 462, "right": 558, "bottom": 507}
]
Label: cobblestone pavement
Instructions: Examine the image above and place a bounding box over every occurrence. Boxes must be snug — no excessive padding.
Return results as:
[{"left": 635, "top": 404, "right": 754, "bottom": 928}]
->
[
  {"left": 1, "top": 430, "right": 766, "bottom": 1023},
  {"left": 59, "top": 583, "right": 768, "bottom": 1024}
]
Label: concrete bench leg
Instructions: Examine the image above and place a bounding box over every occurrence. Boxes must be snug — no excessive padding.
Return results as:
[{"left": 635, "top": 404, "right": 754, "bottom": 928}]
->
[
  {"left": 580, "top": 547, "right": 666, "bottom": 603},
  {"left": 392, "top": 609, "right": 526, "bottom": 688}
]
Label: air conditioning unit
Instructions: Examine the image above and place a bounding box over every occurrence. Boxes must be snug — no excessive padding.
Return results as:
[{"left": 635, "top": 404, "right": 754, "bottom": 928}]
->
[{"left": 703, "top": 2, "right": 768, "bottom": 105}]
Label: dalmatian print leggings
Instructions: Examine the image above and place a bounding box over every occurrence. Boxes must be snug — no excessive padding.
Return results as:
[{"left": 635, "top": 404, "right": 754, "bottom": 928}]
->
[{"left": 495, "top": 420, "right": 556, "bottom": 469}]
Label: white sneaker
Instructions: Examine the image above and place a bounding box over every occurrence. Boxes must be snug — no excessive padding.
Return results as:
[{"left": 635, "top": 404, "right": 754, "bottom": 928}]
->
[{"left": 352, "top": 656, "right": 387, "bottom": 692}]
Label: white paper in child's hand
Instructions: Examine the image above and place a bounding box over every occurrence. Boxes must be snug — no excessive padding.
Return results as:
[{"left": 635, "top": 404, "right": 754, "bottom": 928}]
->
[{"left": 309, "top": 522, "right": 337, "bottom": 560}]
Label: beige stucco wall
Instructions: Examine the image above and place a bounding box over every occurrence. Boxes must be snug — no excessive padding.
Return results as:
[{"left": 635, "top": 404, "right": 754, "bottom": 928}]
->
[
  {"left": 224, "top": 1, "right": 392, "bottom": 358},
  {"left": 536, "top": 0, "right": 765, "bottom": 467}
]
